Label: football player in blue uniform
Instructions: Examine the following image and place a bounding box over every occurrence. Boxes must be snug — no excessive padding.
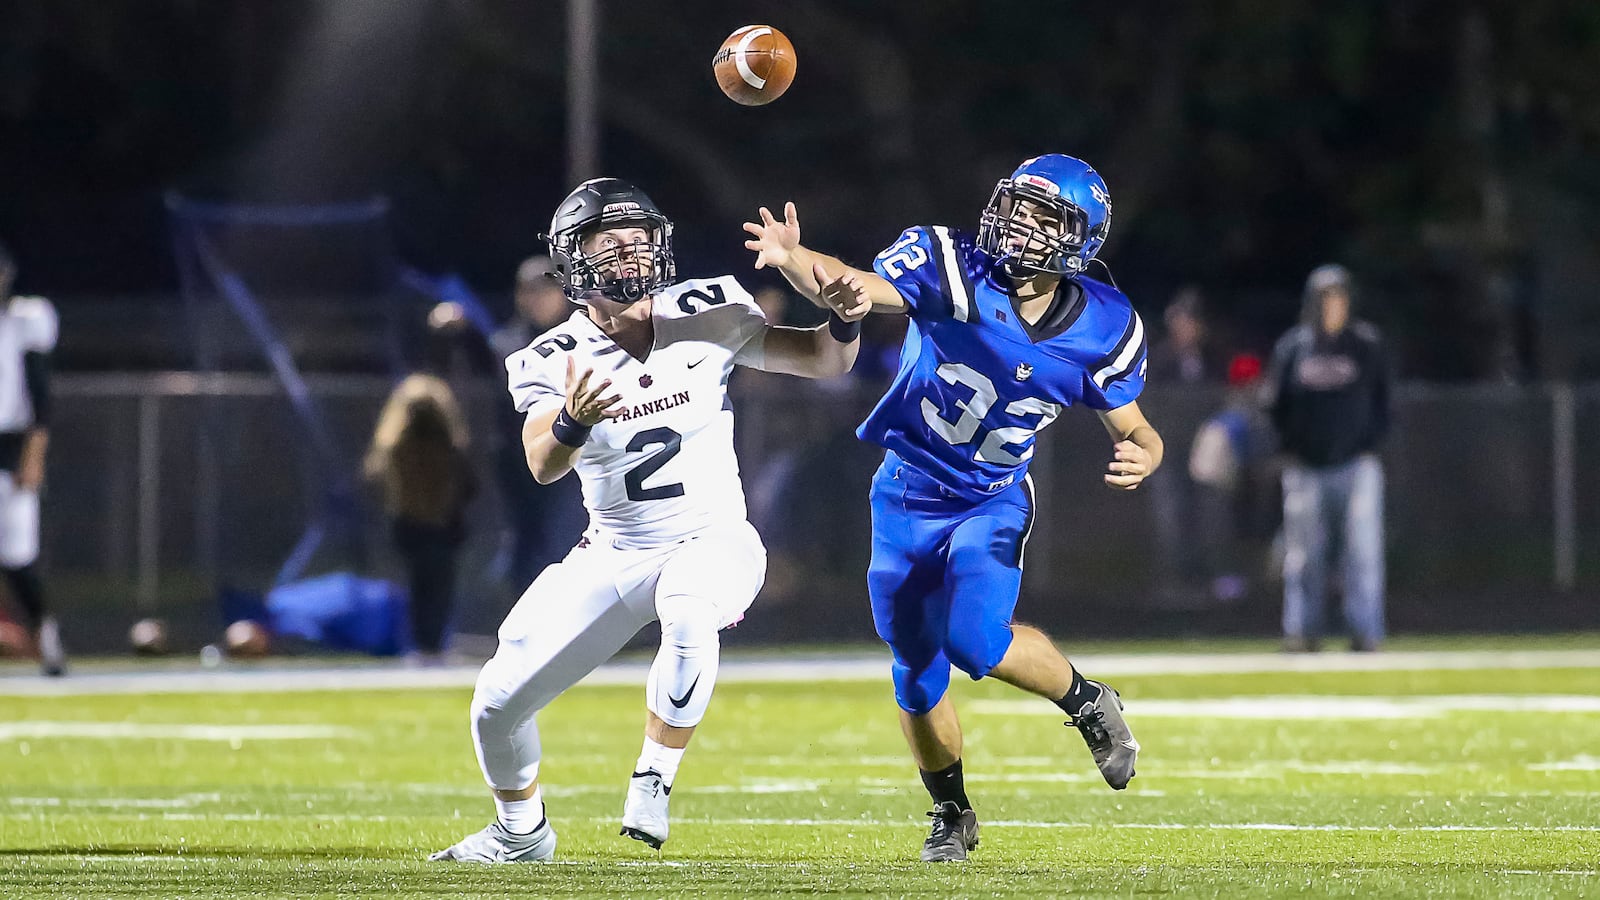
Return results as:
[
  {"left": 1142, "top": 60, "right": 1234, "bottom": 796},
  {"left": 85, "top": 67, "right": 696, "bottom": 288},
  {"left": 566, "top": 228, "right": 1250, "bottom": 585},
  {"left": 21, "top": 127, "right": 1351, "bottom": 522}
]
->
[{"left": 745, "top": 154, "right": 1163, "bottom": 861}]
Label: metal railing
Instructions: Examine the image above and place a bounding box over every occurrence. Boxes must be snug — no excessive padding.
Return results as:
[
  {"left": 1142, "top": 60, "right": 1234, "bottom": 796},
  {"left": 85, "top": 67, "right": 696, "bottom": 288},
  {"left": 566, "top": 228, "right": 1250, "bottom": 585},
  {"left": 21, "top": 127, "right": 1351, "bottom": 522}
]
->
[{"left": 37, "top": 373, "right": 1599, "bottom": 651}]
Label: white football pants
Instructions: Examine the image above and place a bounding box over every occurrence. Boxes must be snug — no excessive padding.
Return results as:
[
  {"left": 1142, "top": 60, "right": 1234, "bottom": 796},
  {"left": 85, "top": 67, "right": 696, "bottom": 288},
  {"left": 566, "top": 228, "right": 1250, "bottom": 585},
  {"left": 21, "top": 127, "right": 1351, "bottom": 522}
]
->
[
  {"left": 469, "top": 520, "right": 765, "bottom": 791},
  {"left": 0, "top": 471, "right": 40, "bottom": 569}
]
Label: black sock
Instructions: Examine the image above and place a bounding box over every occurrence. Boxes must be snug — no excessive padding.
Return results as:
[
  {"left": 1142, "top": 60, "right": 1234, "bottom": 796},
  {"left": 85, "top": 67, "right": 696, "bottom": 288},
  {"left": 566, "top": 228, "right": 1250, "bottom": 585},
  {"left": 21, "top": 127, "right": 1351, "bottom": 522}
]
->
[
  {"left": 2, "top": 565, "right": 44, "bottom": 630},
  {"left": 1054, "top": 669, "right": 1103, "bottom": 715},
  {"left": 919, "top": 760, "right": 970, "bottom": 812}
]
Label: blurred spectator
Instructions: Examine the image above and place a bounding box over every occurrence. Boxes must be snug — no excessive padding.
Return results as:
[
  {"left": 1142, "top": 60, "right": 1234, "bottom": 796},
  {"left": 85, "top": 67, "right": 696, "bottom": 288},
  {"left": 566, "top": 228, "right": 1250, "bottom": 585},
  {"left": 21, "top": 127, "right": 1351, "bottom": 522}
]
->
[
  {"left": 1265, "top": 264, "right": 1391, "bottom": 653},
  {"left": 1147, "top": 286, "right": 1220, "bottom": 385},
  {"left": 364, "top": 374, "right": 477, "bottom": 664},
  {"left": 751, "top": 284, "right": 790, "bottom": 325},
  {"left": 0, "top": 243, "right": 65, "bottom": 676},
  {"left": 1188, "top": 353, "right": 1278, "bottom": 604},
  {"left": 488, "top": 257, "right": 585, "bottom": 590},
  {"left": 1146, "top": 286, "right": 1220, "bottom": 607}
]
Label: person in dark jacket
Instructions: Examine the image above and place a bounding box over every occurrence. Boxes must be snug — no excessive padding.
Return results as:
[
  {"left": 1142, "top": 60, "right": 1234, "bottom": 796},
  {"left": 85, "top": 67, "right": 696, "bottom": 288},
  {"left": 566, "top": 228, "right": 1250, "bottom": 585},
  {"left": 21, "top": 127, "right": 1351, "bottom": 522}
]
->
[
  {"left": 1265, "top": 264, "right": 1390, "bottom": 652},
  {"left": 365, "top": 374, "right": 477, "bottom": 663},
  {"left": 488, "top": 257, "right": 586, "bottom": 590}
]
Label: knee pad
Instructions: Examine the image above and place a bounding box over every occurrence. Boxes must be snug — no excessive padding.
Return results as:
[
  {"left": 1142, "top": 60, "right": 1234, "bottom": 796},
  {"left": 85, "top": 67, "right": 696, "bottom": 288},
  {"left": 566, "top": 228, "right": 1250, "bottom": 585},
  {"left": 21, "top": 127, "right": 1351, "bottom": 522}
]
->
[
  {"left": 647, "top": 595, "right": 721, "bottom": 728},
  {"left": 0, "top": 488, "right": 40, "bottom": 569},
  {"left": 943, "top": 625, "right": 1011, "bottom": 681},
  {"left": 892, "top": 656, "right": 951, "bottom": 716}
]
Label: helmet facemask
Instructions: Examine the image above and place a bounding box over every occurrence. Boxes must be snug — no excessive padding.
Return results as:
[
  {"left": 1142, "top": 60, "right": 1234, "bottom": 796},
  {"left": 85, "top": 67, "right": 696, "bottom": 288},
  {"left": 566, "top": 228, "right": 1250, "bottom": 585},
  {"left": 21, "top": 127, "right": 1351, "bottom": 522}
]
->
[
  {"left": 978, "top": 181, "right": 1093, "bottom": 278},
  {"left": 550, "top": 210, "right": 676, "bottom": 304}
]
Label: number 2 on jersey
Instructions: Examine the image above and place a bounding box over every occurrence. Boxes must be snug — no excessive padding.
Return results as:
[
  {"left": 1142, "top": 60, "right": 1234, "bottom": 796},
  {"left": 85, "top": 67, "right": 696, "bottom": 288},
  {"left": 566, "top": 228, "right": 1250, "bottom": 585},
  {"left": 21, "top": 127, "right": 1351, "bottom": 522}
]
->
[
  {"left": 624, "top": 427, "right": 686, "bottom": 501},
  {"left": 877, "top": 229, "right": 930, "bottom": 278}
]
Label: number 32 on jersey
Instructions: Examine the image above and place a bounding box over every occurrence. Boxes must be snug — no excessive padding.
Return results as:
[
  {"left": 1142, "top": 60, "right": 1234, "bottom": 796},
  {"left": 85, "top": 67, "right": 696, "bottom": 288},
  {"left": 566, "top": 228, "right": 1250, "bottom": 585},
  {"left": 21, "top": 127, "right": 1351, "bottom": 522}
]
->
[{"left": 921, "top": 363, "right": 1060, "bottom": 466}]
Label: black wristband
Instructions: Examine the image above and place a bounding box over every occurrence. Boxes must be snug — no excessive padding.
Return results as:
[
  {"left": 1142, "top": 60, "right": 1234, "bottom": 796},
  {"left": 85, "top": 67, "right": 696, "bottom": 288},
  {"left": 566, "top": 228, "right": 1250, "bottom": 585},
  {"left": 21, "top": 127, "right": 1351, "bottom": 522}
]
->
[
  {"left": 827, "top": 312, "right": 862, "bottom": 343},
  {"left": 550, "top": 407, "right": 592, "bottom": 447}
]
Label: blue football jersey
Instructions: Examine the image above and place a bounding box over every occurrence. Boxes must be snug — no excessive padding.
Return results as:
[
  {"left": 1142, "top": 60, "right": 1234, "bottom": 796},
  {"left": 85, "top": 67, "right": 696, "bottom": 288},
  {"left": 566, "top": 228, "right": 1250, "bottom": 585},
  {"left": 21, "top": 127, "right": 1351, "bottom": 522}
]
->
[{"left": 857, "top": 225, "right": 1147, "bottom": 501}]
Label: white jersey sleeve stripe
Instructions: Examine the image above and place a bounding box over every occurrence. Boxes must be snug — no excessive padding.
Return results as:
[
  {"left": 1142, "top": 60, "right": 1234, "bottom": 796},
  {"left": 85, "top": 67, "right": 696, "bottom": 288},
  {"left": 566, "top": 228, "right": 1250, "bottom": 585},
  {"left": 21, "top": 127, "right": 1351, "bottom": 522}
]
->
[
  {"left": 931, "top": 226, "right": 971, "bottom": 323},
  {"left": 1092, "top": 311, "right": 1145, "bottom": 389}
]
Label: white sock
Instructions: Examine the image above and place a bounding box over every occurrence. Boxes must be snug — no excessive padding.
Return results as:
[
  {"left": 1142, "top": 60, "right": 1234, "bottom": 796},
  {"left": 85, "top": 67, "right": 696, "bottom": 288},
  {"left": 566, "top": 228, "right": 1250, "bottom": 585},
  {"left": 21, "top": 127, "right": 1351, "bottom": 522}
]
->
[
  {"left": 494, "top": 786, "right": 544, "bottom": 834},
  {"left": 635, "top": 737, "right": 687, "bottom": 787}
]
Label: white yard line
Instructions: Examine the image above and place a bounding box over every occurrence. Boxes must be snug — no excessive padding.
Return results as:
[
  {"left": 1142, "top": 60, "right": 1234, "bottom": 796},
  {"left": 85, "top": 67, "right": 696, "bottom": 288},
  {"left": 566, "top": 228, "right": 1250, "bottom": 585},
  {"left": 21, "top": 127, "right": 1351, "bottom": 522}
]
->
[
  {"left": 0, "top": 722, "right": 353, "bottom": 741},
  {"left": 969, "top": 694, "right": 1600, "bottom": 719},
  {"left": 1, "top": 647, "right": 1596, "bottom": 697}
]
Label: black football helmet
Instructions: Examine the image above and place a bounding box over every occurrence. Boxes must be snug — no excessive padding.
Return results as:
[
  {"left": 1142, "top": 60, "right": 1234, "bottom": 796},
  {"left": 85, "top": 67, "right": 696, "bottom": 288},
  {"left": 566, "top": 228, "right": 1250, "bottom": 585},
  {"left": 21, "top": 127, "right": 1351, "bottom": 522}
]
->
[{"left": 544, "top": 178, "right": 676, "bottom": 303}]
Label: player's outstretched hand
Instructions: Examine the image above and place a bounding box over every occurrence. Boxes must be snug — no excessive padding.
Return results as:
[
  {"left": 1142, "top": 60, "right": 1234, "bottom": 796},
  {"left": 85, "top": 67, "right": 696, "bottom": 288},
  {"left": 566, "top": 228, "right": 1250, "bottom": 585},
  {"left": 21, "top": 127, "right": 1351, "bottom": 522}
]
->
[
  {"left": 1104, "top": 440, "right": 1152, "bottom": 490},
  {"left": 565, "top": 358, "right": 626, "bottom": 426},
  {"left": 814, "top": 263, "right": 871, "bottom": 322},
  {"left": 742, "top": 201, "right": 800, "bottom": 270}
]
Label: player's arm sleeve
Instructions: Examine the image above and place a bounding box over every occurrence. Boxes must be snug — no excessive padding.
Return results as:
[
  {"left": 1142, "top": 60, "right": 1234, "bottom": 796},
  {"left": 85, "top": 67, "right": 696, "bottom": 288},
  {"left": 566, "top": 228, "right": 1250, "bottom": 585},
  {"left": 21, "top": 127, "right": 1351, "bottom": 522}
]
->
[
  {"left": 505, "top": 347, "right": 566, "bottom": 417},
  {"left": 1082, "top": 309, "right": 1148, "bottom": 410},
  {"left": 871, "top": 225, "right": 969, "bottom": 323},
  {"left": 23, "top": 352, "right": 50, "bottom": 426},
  {"left": 719, "top": 279, "right": 771, "bottom": 369},
  {"left": 17, "top": 298, "right": 57, "bottom": 426}
]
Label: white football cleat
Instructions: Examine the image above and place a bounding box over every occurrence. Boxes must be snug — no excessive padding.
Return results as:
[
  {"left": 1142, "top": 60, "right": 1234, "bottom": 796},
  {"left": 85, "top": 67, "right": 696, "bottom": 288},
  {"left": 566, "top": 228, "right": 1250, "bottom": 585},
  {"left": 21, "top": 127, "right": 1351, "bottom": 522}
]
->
[
  {"left": 428, "top": 818, "right": 556, "bottom": 863},
  {"left": 37, "top": 616, "right": 66, "bottom": 678},
  {"left": 619, "top": 770, "right": 671, "bottom": 849}
]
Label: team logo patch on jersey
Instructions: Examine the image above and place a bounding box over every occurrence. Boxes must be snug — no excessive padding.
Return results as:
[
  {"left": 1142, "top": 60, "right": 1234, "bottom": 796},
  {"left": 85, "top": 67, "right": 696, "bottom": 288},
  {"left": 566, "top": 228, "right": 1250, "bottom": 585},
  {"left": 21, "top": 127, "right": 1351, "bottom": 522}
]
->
[
  {"left": 639, "top": 374, "right": 654, "bottom": 388},
  {"left": 1015, "top": 362, "right": 1034, "bottom": 382}
]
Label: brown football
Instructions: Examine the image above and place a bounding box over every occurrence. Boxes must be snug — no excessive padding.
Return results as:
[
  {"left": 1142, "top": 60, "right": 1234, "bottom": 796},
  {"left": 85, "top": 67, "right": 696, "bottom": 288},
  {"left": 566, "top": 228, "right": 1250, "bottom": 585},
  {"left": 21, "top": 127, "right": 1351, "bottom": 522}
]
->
[
  {"left": 224, "top": 619, "right": 271, "bottom": 658},
  {"left": 713, "top": 25, "right": 797, "bottom": 106}
]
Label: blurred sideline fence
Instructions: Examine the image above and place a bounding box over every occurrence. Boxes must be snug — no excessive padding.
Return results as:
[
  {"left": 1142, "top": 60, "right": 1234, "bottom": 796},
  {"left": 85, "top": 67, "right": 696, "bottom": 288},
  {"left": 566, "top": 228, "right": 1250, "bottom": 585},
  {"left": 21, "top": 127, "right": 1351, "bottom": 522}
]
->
[{"left": 34, "top": 373, "right": 1600, "bottom": 653}]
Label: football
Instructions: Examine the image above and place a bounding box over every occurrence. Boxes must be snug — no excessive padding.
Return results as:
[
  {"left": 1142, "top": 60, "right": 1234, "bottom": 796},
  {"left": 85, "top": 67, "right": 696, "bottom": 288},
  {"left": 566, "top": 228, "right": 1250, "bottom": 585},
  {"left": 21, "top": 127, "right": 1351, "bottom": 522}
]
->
[
  {"left": 224, "top": 619, "right": 272, "bottom": 658},
  {"left": 129, "top": 617, "right": 170, "bottom": 656},
  {"left": 713, "top": 25, "right": 796, "bottom": 106}
]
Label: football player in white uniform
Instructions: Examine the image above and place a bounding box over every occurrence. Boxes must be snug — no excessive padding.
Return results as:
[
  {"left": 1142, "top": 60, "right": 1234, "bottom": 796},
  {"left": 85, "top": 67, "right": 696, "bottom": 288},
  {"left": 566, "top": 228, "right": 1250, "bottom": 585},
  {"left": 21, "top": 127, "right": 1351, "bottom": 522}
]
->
[
  {"left": 431, "top": 179, "right": 870, "bottom": 863},
  {"left": 0, "top": 243, "right": 65, "bottom": 677}
]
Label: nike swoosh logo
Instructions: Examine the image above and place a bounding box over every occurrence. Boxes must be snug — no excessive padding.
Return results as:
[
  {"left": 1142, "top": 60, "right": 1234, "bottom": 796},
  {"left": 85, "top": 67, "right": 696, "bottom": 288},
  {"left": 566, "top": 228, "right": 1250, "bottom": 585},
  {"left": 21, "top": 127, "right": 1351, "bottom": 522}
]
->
[
  {"left": 668, "top": 673, "right": 701, "bottom": 708},
  {"left": 687, "top": 356, "right": 709, "bottom": 369}
]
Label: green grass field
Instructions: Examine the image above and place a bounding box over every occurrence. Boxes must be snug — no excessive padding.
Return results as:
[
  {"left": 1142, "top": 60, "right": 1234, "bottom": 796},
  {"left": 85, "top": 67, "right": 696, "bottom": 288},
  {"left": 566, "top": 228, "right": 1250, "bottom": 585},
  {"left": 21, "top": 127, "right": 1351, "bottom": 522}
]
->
[{"left": 2, "top": 645, "right": 1598, "bottom": 898}]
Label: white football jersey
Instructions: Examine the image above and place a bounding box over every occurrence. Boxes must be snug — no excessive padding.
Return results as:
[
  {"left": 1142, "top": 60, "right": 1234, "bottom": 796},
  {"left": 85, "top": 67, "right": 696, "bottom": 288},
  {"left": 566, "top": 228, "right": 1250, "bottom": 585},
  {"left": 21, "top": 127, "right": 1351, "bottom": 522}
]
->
[
  {"left": 505, "top": 276, "right": 769, "bottom": 548},
  {"left": 0, "top": 296, "right": 58, "bottom": 433}
]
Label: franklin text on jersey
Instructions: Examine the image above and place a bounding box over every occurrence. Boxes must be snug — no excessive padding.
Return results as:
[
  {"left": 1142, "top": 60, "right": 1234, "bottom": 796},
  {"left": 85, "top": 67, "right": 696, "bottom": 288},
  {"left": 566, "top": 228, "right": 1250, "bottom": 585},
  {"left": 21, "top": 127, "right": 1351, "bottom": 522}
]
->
[{"left": 505, "top": 276, "right": 769, "bottom": 547}]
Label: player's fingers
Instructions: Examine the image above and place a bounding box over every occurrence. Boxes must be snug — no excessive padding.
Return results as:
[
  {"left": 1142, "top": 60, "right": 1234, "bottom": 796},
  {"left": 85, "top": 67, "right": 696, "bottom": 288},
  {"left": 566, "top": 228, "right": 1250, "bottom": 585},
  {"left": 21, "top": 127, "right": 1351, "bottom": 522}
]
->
[
  {"left": 572, "top": 367, "right": 593, "bottom": 400},
  {"left": 584, "top": 378, "right": 613, "bottom": 404},
  {"left": 785, "top": 201, "right": 798, "bottom": 228},
  {"left": 812, "top": 261, "right": 834, "bottom": 287},
  {"left": 1105, "top": 473, "right": 1143, "bottom": 489},
  {"left": 596, "top": 393, "right": 625, "bottom": 411},
  {"left": 565, "top": 356, "right": 576, "bottom": 386},
  {"left": 744, "top": 239, "right": 763, "bottom": 252},
  {"left": 742, "top": 222, "right": 765, "bottom": 238},
  {"left": 759, "top": 206, "right": 777, "bottom": 227}
]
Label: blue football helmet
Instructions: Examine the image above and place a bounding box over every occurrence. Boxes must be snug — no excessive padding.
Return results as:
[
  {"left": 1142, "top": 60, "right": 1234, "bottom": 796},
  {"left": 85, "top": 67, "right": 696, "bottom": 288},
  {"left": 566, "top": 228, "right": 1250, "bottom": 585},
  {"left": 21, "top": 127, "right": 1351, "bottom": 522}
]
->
[{"left": 978, "top": 154, "right": 1112, "bottom": 278}]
